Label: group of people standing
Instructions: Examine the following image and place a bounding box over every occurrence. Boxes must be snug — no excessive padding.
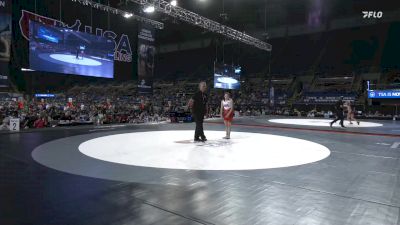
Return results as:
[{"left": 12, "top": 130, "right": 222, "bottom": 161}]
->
[
  {"left": 330, "top": 96, "right": 360, "bottom": 128},
  {"left": 189, "top": 81, "right": 234, "bottom": 142},
  {"left": 190, "top": 82, "right": 360, "bottom": 143}
]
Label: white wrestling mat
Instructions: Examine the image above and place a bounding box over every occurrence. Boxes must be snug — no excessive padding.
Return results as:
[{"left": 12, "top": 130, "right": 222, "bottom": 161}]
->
[
  {"left": 49, "top": 54, "right": 102, "bottom": 66},
  {"left": 79, "top": 130, "right": 330, "bottom": 170},
  {"left": 268, "top": 118, "right": 383, "bottom": 128}
]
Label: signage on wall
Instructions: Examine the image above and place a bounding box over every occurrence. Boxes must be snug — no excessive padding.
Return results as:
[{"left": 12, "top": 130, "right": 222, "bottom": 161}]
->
[{"left": 368, "top": 90, "right": 400, "bottom": 99}]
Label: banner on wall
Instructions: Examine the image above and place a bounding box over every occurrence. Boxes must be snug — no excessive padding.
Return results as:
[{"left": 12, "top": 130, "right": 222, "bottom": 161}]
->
[
  {"left": 137, "top": 23, "right": 155, "bottom": 94},
  {"left": 269, "top": 86, "right": 274, "bottom": 106},
  {"left": 13, "top": 0, "right": 137, "bottom": 81},
  {"left": 0, "top": 0, "right": 11, "bottom": 87},
  {"left": 368, "top": 90, "right": 400, "bottom": 99}
]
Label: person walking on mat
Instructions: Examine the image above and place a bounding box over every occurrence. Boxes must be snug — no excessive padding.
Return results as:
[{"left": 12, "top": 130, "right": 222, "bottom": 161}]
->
[{"left": 330, "top": 96, "right": 346, "bottom": 128}]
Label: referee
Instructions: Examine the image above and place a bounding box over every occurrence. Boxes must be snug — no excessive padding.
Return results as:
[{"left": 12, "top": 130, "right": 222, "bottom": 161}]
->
[
  {"left": 189, "top": 81, "right": 208, "bottom": 142},
  {"left": 330, "top": 96, "right": 346, "bottom": 128}
]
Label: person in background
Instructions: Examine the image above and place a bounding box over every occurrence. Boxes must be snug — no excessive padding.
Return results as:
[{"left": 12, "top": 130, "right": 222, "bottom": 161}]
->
[
  {"left": 34, "top": 116, "right": 47, "bottom": 128},
  {"left": 346, "top": 100, "right": 360, "bottom": 125},
  {"left": 0, "top": 115, "right": 10, "bottom": 130},
  {"left": 330, "top": 96, "right": 345, "bottom": 128},
  {"left": 189, "top": 82, "right": 208, "bottom": 142},
  {"left": 220, "top": 92, "right": 234, "bottom": 139},
  {"left": 76, "top": 45, "right": 80, "bottom": 59}
]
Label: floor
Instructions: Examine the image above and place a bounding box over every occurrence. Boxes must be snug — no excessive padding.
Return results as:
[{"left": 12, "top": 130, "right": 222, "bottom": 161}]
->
[{"left": 1, "top": 117, "right": 400, "bottom": 225}]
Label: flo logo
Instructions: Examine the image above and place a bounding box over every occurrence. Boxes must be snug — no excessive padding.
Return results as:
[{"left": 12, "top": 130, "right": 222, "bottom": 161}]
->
[{"left": 362, "top": 11, "right": 383, "bottom": 18}]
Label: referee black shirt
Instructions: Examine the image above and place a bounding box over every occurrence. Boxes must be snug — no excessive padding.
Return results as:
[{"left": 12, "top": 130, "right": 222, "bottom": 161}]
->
[{"left": 192, "top": 91, "right": 208, "bottom": 117}]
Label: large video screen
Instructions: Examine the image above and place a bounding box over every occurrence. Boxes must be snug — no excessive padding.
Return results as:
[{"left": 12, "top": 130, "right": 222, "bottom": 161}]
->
[
  {"left": 0, "top": 12, "right": 11, "bottom": 87},
  {"left": 29, "top": 20, "right": 114, "bottom": 78},
  {"left": 214, "top": 63, "right": 241, "bottom": 90}
]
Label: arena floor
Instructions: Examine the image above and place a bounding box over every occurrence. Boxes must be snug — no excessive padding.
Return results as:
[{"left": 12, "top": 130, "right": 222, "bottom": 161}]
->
[{"left": 1, "top": 116, "right": 400, "bottom": 225}]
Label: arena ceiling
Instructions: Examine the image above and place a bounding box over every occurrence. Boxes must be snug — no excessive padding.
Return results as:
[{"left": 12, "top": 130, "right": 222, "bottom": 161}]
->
[{"left": 113, "top": 0, "right": 400, "bottom": 44}]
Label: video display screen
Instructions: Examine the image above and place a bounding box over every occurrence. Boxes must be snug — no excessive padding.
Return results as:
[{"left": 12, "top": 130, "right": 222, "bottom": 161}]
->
[
  {"left": 29, "top": 20, "right": 114, "bottom": 78},
  {"left": 0, "top": 12, "right": 11, "bottom": 87},
  {"left": 214, "top": 63, "right": 241, "bottom": 90}
]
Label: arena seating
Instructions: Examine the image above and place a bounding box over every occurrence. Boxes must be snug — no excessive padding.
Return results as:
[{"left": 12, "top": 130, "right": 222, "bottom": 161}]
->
[{"left": 301, "top": 91, "right": 356, "bottom": 104}]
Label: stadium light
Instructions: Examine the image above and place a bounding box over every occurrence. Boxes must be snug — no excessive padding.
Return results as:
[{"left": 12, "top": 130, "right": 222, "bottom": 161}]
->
[
  {"left": 21, "top": 68, "right": 35, "bottom": 72},
  {"left": 170, "top": 0, "right": 177, "bottom": 6},
  {"left": 143, "top": 5, "right": 155, "bottom": 13},
  {"left": 124, "top": 13, "right": 133, "bottom": 18},
  {"left": 68, "top": 0, "right": 164, "bottom": 29}
]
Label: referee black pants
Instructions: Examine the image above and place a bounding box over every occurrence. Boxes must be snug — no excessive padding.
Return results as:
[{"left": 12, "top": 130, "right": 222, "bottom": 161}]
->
[
  {"left": 194, "top": 115, "right": 205, "bottom": 140},
  {"left": 331, "top": 111, "right": 345, "bottom": 127}
]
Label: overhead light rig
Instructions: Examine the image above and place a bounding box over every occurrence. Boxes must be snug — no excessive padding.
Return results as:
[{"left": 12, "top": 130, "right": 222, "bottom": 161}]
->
[
  {"left": 128, "top": 0, "right": 272, "bottom": 51},
  {"left": 70, "top": 0, "right": 164, "bottom": 29}
]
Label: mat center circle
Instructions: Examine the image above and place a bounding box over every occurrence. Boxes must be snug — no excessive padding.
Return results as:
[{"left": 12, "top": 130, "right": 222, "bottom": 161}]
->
[
  {"left": 268, "top": 118, "right": 383, "bottom": 127},
  {"left": 78, "top": 130, "right": 330, "bottom": 170},
  {"left": 49, "top": 54, "right": 102, "bottom": 66}
]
